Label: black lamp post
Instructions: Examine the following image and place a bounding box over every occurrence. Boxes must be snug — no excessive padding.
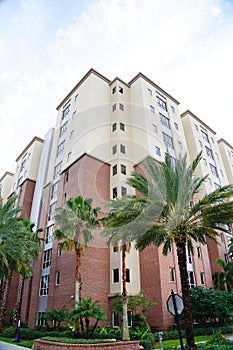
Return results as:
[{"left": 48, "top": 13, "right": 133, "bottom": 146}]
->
[{"left": 13, "top": 276, "right": 25, "bottom": 343}]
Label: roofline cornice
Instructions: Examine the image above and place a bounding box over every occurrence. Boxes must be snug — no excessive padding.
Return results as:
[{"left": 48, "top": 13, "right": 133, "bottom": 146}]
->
[{"left": 181, "top": 110, "right": 216, "bottom": 135}]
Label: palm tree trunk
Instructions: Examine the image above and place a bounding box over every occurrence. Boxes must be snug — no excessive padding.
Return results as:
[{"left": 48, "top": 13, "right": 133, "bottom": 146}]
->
[
  {"left": 75, "top": 245, "right": 84, "bottom": 335},
  {"left": 122, "top": 245, "right": 129, "bottom": 341},
  {"left": 176, "top": 241, "right": 196, "bottom": 350},
  {"left": 0, "top": 269, "right": 12, "bottom": 328},
  {"left": 13, "top": 274, "right": 24, "bottom": 325}
]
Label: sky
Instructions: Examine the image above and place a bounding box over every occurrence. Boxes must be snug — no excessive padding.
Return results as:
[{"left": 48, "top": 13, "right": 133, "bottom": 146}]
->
[{"left": 0, "top": 0, "right": 233, "bottom": 176}]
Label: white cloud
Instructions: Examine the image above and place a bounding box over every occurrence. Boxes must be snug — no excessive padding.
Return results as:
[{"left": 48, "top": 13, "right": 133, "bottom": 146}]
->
[{"left": 0, "top": 0, "right": 233, "bottom": 176}]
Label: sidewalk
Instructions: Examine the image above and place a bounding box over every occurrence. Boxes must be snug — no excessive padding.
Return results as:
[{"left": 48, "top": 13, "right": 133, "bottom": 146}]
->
[{"left": 0, "top": 341, "right": 30, "bottom": 350}]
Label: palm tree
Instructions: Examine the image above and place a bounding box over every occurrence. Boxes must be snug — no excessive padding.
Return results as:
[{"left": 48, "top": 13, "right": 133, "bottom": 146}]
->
[
  {"left": 55, "top": 196, "right": 100, "bottom": 306},
  {"left": 103, "top": 196, "right": 145, "bottom": 341},
  {"left": 13, "top": 218, "right": 43, "bottom": 324},
  {"left": 68, "top": 296, "right": 106, "bottom": 338},
  {"left": 212, "top": 258, "right": 233, "bottom": 292},
  {"left": 105, "top": 153, "right": 233, "bottom": 350}
]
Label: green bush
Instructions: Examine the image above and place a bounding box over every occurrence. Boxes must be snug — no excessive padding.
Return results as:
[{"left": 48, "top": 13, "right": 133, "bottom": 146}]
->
[
  {"left": 41, "top": 336, "right": 116, "bottom": 344},
  {"left": 1, "top": 327, "right": 73, "bottom": 340},
  {"left": 140, "top": 339, "right": 152, "bottom": 350}
]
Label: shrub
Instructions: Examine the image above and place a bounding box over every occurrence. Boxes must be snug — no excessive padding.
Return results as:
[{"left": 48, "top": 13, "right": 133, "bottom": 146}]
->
[
  {"left": 140, "top": 339, "right": 152, "bottom": 350},
  {"left": 41, "top": 336, "right": 116, "bottom": 344}
]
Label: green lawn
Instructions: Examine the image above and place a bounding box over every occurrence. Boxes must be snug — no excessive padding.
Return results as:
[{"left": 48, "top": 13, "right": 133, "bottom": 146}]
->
[
  {"left": 0, "top": 337, "right": 33, "bottom": 348},
  {"left": 153, "top": 335, "right": 210, "bottom": 348}
]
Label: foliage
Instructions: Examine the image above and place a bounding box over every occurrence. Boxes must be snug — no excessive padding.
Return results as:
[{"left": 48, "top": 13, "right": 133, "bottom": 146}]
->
[
  {"left": 189, "top": 287, "right": 233, "bottom": 323},
  {"left": 41, "top": 336, "right": 116, "bottom": 344},
  {"left": 212, "top": 258, "right": 233, "bottom": 292},
  {"left": 102, "top": 152, "right": 233, "bottom": 350},
  {"left": 67, "top": 296, "right": 106, "bottom": 338},
  {"left": 0, "top": 197, "right": 42, "bottom": 279},
  {"left": 45, "top": 306, "right": 67, "bottom": 330},
  {"left": 140, "top": 339, "right": 152, "bottom": 350},
  {"left": 110, "top": 290, "right": 156, "bottom": 326}
]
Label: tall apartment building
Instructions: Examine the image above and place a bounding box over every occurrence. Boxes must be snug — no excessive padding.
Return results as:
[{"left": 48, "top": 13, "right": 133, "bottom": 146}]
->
[
  {"left": 0, "top": 136, "right": 43, "bottom": 320},
  {"left": 1, "top": 69, "right": 232, "bottom": 330}
]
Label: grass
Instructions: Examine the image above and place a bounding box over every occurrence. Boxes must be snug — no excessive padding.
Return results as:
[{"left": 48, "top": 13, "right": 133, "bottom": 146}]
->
[
  {"left": 153, "top": 335, "right": 211, "bottom": 348},
  {"left": 0, "top": 337, "right": 33, "bottom": 348}
]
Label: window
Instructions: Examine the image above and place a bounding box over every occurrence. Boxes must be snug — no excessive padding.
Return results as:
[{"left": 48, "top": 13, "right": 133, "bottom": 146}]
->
[
  {"left": 65, "top": 170, "right": 69, "bottom": 182},
  {"left": 112, "top": 187, "right": 117, "bottom": 198},
  {"left": 43, "top": 249, "right": 52, "bottom": 269},
  {"left": 220, "top": 169, "right": 224, "bottom": 177},
  {"left": 214, "top": 183, "right": 220, "bottom": 189},
  {"left": 211, "top": 136, "right": 215, "bottom": 144},
  {"left": 120, "top": 144, "right": 125, "bottom": 154},
  {"left": 55, "top": 271, "right": 60, "bottom": 285},
  {"left": 112, "top": 86, "right": 116, "bottom": 94},
  {"left": 112, "top": 165, "right": 117, "bottom": 176},
  {"left": 205, "top": 146, "right": 213, "bottom": 159},
  {"left": 199, "top": 140, "right": 203, "bottom": 148},
  {"left": 195, "top": 124, "right": 199, "bottom": 131},
  {"left": 221, "top": 232, "right": 224, "bottom": 243},
  {"left": 70, "top": 130, "right": 74, "bottom": 139},
  {"left": 153, "top": 124, "right": 158, "bottom": 133},
  {"left": 210, "top": 164, "right": 218, "bottom": 177},
  {"left": 51, "top": 181, "right": 59, "bottom": 199},
  {"left": 208, "top": 178, "right": 212, "bottom": 186},
  {"left": 188, "top": 271, "right": 195, "bottom": 288},
  {"left": 59, "top": 122, "right": 68, "bottom": 137},
  {"left": 120, "top": 123, "right": 125, "bottom": 131},
  {"left": 57, "top": 141, "right": 65, "bottom": 157},
  {"left": 171, "top": 106, "right": 175, "bottom": 113},
  {"left": 203, "top": 158, "right": 207, "bottom": 166},
  {"left": 67, "top": 152, "right": 72, "bottom": 162},
  {"left": 126, "top": 268, "right": 130, "bottom": 283},
  {"left": 178, "top": 141, "right": 182, "bottom": 150},
  {"left": 112, "top": 145, "right": 117, "bottom": 155},
  {"left": 201, "top": 129, "right": 209, "bottom": 143},
  {"left": 187, "top": 248, "right": 192, "bottom": 264},
  {"left": 62, "top": 103, "right": 70, "bottom": 120},
  {"left": 121, "top": 164, "right": 126, "bottom": 175},
  {"left": 72, "top": 111, "right": 77, "bottom": 119},
  {"left": 36, "top": 312, "right": 47, "bottom": 326},
  {"left": 169, "top": 267, "right": 175, "bottom": 282},
  {"left": 112, "top": 103, "right": 116, "bottom": 112},
  {"left": 168, "top": 242, "right": 172, "bottom": 253},
  {"left": 46, "top": 225, "right": 54, "bottom": 244},
  {"left": 155, "top": 146, "right": 161, "bottom": 156},
  {"left": 215, "top": 152, "right": 219, "bottom": 160},
  {"left": 113, "top": 245, "right": 118, "bottom": 252},
  {"left": 74, "top": 94, "right": 79, "bottom": 102},
  {"left": 156, "top": 96, "right": 167, "bottom": 111},
  {"left": 113, "top": 268, "right": 119, "bottom": 283},
  {"left": 48, "top": 202, "right": 56, "bottom": 220},
  {"left": 119, "top": 103, "right": 124, "bottom": 111},
  {"left": 119, "top": 86, "right": 123, "bottom": 94},
  {"left": 112, "top": 312, "right": 120, "bottom": 328},
  {"left": 63, "top": 193, "right": 67, "bottom": 204},
  {"left": 197, "top": 247, "right": 201, "bottom": 259},
  {"left": 160, "top": 113, "right": 170, "bottom": 129},
  {"left": 200, "top": 272, "right": 205, "bottom": 285},
  {"left": 112, "top": 123, "right": 117, "bottom": 132},
  {"left": 148, "top": 88, "right": 152, "bottom": 96},
  {"left": 58, "top": 244, "right": 62, "bottom": 256},
  {"left": 174, "top": 122, "right": 179, "bottom": 130},
  {"left": 121, "top": 186, "right": 127, "bottom": 196},
  {"left": 162, "top": 132, "right": 174, "bottom": 149},
  {"left": 39, "top": 275, "right": 49, "bottom": 296},
  {"left": 150, "top": 105, "right": 155, "bottom": 114}
]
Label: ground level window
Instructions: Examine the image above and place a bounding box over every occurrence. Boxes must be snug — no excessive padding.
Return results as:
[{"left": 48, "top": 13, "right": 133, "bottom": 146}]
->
[{"left": 35, "top": 312, "right": 47, "bottom": 326}]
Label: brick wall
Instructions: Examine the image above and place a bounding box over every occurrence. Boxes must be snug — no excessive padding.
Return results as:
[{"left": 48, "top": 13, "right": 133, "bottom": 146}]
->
[{"left": 34, "top": 340, "right": 140, "bottom": 350}]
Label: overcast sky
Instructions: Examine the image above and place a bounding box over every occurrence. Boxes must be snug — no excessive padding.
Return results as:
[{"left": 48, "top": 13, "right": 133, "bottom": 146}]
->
[{"left": 1, "top": 0, "right": 233, "bottom": 176}]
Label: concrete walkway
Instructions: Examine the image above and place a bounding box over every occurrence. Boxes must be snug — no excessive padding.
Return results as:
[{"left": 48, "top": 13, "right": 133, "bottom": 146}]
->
[{"left": 0, "top": 341, "right": 30, "bottom": 350}]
